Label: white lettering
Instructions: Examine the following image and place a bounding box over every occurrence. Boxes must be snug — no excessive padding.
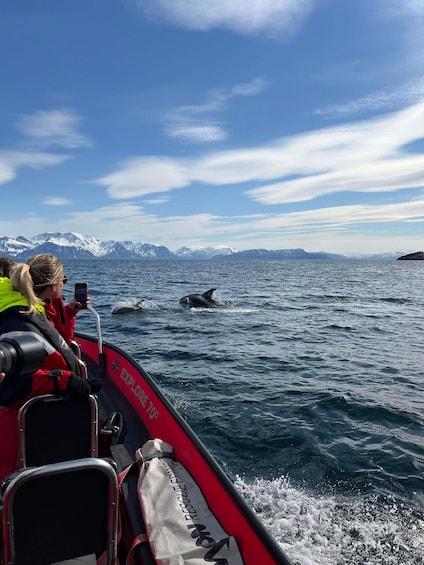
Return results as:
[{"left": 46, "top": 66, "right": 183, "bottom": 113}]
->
[{"left": 119, "top": 368, "right": 159, "bottom": 418}]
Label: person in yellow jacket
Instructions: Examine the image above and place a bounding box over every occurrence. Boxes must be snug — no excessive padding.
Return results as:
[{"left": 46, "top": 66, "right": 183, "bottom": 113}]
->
[{"left": 0, "top": 254, "right": 99, "bottom": 481}]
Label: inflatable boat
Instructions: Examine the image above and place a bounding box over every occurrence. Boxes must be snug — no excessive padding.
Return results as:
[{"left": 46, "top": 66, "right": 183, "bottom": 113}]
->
[{"left": 0, "top": 308, "right": 293, "bottom": 565}]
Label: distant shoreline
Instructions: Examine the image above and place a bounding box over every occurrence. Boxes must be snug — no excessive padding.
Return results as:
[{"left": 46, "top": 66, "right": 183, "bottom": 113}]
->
[{"left": 0, "top": 232, "right": 417, "bottom": 261}]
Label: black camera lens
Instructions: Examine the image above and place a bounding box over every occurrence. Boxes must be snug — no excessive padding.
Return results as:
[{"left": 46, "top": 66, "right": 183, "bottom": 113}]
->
[
  {"left": 0, "top": 334, "right": 45, "bottom": 377},
  {"left": 0, "top": 341, "right": 16, "bottom": 374}
]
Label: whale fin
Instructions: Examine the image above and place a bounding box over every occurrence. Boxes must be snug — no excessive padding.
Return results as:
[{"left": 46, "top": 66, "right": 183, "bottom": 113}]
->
[{"left": 202, "top": 288, "right": 217, "bottom": 301}]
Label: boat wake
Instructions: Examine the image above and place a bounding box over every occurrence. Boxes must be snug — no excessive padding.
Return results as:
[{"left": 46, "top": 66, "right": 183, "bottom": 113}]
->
[
  {"left": 185, "top": 304, "right": 256, "bottom": 314},
  {"left": 234, "top": 475, "right": 424, "bottom": 565}
]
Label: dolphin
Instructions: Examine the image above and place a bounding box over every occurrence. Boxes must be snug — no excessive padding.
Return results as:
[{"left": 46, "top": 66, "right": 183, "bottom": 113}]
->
[
  {"left": 111, "top": 300, "right": 145, "bottom": 314},
  {"left": 179, "top": 288, "right": 218, "bottom": 308}
]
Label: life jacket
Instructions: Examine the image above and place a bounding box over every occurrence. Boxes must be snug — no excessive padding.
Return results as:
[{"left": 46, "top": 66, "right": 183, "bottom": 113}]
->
[
  {"left": 0, "top": 278, "right": 79, "bottom": 375},
  {"left": 0, "top": 277, "right": 45, "bottom": 315},
  {"left": 0, "top": 279, "right": 81, "bottom": 481}
]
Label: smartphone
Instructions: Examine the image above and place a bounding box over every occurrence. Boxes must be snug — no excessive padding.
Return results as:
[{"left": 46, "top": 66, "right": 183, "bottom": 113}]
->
[{"left": 74, "top": 282, "right": 88, "bottom": 307}]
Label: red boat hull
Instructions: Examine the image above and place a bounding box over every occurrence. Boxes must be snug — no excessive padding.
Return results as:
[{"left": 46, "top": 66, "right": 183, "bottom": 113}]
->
[{"left": 77, "top": 333, "right": 291, "bottom": 565}]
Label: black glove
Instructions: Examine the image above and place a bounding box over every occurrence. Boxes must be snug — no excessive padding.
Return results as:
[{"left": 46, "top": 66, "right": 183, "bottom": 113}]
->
[
  {"left": 66, "top": 375, "right": 91, "bottom": 398},
  {"left": 88, "top": 377, "right": 102, "bottom": 393}
]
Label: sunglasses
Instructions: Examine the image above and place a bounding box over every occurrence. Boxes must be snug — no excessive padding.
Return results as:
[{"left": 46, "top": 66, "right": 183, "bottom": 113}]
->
[{"left": 62, "top": 277, "right": 68, "bottom": 285}]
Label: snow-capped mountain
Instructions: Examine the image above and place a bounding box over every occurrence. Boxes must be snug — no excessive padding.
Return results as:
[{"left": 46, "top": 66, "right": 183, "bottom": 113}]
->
[
  {"left": 31, "top": 233, "right": 103, "bottom": 256},
  {"left": 120, "top": 241, "right": 174, "bottom": 259},
  {"left": 0, "top": 232, "right": 408, "bottom": 260},
  {"left": 175, "top": 245, "right": 236, "bottom": 259},
  {"left": 0, "top": 235, "right": 34, "bottom": 256},
  {"left": 0, "top": 232, "right": 237, "bottom": 260}
]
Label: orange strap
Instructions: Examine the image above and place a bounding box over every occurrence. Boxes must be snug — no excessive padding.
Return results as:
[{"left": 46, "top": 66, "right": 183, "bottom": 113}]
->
[{"left": 118, "top": 463, "right": 135, "bottom": 485}]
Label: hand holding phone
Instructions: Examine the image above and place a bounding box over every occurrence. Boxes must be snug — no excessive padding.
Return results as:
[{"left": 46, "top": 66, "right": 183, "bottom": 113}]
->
[{"left": 74, "top": 282, "right": 88, "bottom": 308}]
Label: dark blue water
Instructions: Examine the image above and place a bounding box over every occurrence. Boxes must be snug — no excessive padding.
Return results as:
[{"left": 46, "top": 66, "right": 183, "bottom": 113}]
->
[{"left": 64, "top": 260, "right": 424, "bottom": 564}]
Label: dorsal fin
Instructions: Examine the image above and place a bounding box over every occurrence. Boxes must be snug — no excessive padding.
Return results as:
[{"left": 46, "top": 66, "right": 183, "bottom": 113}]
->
[{"left": 202, "top": 288, "right": 217, "bottom": 300}]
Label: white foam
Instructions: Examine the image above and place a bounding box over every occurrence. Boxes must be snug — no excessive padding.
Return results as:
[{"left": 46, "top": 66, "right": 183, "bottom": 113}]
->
[
  {"left": 234, "top": 475, "right": 424, "bottom": 565},
  {"left": 111, "top": 298, "right": 160, "bottom": 312},
  {"left": 141, "top": 299, "right": 161, "bottom": 311},
  {"left": 187, "top": 306, "right": 256, "bottom": 314}
]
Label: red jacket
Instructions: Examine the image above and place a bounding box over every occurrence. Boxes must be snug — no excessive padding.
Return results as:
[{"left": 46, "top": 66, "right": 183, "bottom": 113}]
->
[
  {"left": 0, "top": 283, "right": 81, "bottom": 481},
  {"left": 45, "top": 296, "right": 78, "bottom": 345},
  {"left": 0, "top": 344, "right": 74, "bottom": 482}
]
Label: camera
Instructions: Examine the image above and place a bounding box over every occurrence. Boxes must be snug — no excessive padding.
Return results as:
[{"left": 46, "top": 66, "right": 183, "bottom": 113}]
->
[{"left": 0, "top": 334, "right": 46, "bottom": 378}]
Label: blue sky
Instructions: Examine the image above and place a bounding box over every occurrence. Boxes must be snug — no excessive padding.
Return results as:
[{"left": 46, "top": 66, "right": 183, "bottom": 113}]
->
[{"left": 1, "top": 0, "right": 424, "bottom": 253}]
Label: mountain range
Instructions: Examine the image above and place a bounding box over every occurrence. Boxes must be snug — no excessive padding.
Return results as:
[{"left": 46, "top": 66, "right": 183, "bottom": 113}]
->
[{"left": 0, "top": 232, "right": 409, "bottom": 261}]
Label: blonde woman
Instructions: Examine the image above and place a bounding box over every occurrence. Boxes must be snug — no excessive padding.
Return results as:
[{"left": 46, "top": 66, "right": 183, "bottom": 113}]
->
[{"left": 0, "top": 254, "right": 99, "bottom": 481}]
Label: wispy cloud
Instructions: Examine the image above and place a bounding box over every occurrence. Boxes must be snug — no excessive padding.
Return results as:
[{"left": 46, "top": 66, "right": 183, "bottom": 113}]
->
[
  {"left": 96, "top": 98, "right": 424, "bottom": 205},
  {"left": 43, "top": 196, "right": 72, "bottom": 206},
  {"left": 251, "top": 200, "right": 424, "bottom": 232},
  {"left": 165, "top": 77, "right": 270, "bottom": 143},
  {"left": 167, "top": 124, "right": 227, "bottom": 144},
  {"left": 0, "top": 109, "right": 91, "bottom": 188},
  {"left": 15, "top": 108, "right": 91, "bottom": 149},
  {"left": 0, "top": 150, "right": 70, "bottom": 185},
  {"left": 133, "top": 0, "right": 316, "bottom": 38},
  {"left": 144, "top": 198, "right": 169, "bottom": 205},
  {"left": 0, "top": 108, "right": 91, "bottom": 187},
  {"left": 386, "top": 0, "right": 424, "bottom": 17},
  {"left": 315, "top": 78, "right": 424, "bottom": 118},
  {"left": 248, "top": 100, "right": 424, "bottom": 204},
  {"left": 97, "top": 157, "right": 190, "bottom": 198},
  {"left": 38, "top": 197, "right": 424, "bottom": 253}
]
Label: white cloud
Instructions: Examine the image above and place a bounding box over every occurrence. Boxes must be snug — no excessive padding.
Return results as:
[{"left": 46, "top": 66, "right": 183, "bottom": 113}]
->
[
  {"left": 248, "top": 100, "right": 424, "bottom": 204},
  {"left": 43, "top": 196, "right": 71, "bottom": 206},
  {"left": 252, "top": 200, "right": 424, "bottom": 231},
  {"left": 144, "top": 198, "right": 169, "bottom": 205},
  {"left": 315, "top": 78, "right": 424, "bottom": 118},
  {"left": 387, "top": 0, "right": 424, "bottom": 17},
  {"left": 165, "top": 77, "right": 269, "bottom": 143},
  {"left": 0, "top": 109, "right": 89, "bottom": 187},
  {"left": 231, "top": 77, "right": 270, "bottom": 96},
  {"left": 167, "top": 125, "right": 227, "bottom": 143},
  {"left": 0, "top": 151, "right": 70, "bottom": 185},
  {"left": 134, "top": 0, "right": 315, "bottom": 37},
  {"left": 15, "top": 109, "right": 91, "bottom": 149},
  {"left": 97, "top": 98, "right": 424, "bottom": 204},
  {"left": 23, "top": 196, "right": 423, "bottom": 254},
  {"left": 96, "top": 157, "right": 190, "bottom": 198}
]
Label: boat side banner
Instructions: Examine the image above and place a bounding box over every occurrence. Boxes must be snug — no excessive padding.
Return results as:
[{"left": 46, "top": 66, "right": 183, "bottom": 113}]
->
[{"left": 136, "top": 438, "right": 245, "bottom": 565}]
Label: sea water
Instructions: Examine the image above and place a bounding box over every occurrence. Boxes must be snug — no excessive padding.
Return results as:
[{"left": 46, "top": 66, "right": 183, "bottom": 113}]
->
[{"left": 64, "top": 259, "right": 424, "bottom": 565}]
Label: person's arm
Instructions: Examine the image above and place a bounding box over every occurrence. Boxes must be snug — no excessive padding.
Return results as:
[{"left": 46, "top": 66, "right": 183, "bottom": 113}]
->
[
  {"left": 63, "top": 295, "right": 91, "bottom": 342},
  {"left": 30, "top": 368, "right": 73, "bottom": 395},
  {"left": 51, "top": 296, "right": 91, "bottom": 344},
  {"left": 49, "top": 296, "right": 77, "bottom": 344}
]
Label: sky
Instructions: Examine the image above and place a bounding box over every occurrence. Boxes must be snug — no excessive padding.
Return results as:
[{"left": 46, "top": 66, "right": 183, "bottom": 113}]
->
[{"left": 1, "top": 0, "right": 424, "bottom": 254}]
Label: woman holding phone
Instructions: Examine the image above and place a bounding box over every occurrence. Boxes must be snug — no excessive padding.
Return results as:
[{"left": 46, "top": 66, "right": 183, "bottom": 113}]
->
[
  {"left": 27, "top": 254, "right": 88, "bottom": 344},
  {"left": 0, "top": 254, "right": 88, "bottom": 345},
  {"left": 0, "top": 253, "right": 98, "bottom": 481}
]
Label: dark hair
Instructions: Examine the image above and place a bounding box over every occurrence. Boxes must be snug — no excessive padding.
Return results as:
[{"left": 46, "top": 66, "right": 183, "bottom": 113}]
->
[{"left": 0, "top": 257, "right": 15, "bottom": 278}]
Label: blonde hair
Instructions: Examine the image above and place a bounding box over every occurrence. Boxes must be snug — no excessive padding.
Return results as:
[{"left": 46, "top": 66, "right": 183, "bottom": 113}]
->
[{"left": 9, "top": 254, "right": 64, "bottom": 314}]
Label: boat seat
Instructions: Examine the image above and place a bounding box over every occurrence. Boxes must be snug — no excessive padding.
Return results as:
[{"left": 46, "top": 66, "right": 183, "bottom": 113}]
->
[
  {"left": 0, "top": 458, "right": 119, "bottom": 565},
  {"left": 17, "top": 394, "right": 98, "bottom": 468}
]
